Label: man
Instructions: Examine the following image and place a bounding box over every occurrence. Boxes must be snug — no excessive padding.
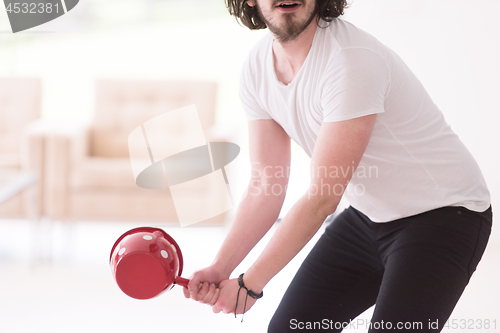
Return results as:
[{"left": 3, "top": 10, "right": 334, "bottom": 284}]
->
[{"left": 183, "top": 1, "right": 492, "bottom": 332}]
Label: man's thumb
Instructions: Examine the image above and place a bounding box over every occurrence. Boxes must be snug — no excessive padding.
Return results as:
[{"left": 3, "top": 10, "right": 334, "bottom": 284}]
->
[{"left": 187, "top": 274, "right": 201, "bottom": 296}]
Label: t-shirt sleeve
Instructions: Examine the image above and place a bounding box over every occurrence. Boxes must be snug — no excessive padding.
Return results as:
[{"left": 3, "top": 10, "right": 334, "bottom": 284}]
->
[
  {"left": 239, "top": 56, "right": 273, "bottom": 121},
  {"left": 321, "top": 48, "right": 389, "bottom": 122}
]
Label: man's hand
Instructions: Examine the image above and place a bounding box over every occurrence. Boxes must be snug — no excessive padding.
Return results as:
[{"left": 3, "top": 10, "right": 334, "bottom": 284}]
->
[
  {"left": 183, "top": 265, "right": 228, "bottom": 304},
  {"left": 212, "top": 278, "right": 258, "bottom": 314}
]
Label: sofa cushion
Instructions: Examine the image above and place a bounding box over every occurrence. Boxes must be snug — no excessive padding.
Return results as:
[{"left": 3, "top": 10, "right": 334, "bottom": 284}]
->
[
  {"left": 70, "top": 157, "right": 137, "bottom": 190},
  {"left": 90, "top": 80, "right": 217, "bottom": 158}
]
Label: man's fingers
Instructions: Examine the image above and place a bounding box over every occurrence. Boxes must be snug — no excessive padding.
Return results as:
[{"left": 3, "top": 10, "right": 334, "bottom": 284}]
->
[
  {"left": 194, "top": 282, "right": 210, "bottom": 301},
  {"left": 213, "top": 299, "right": 232, "bottom": 314},
  {"left": 200, "top": 283, "right": 217, "bottom": 304},
  {"left": 212, "top": 304, "right": 222, "bottom": 314},
  {"left": 209, "top": 287, "right": 220, "bottom": 306},
  {"left": 187, "top": 278, "right": 201, "bottom": 298},
  {"left": 205, "top": 286, "right": 220, "bottom": 306},
  {"left": 213, "top": 299, "right": 223, "bottom": 314},
  {"left": 182, "top": 287, "right": 191, "bottom": 299}
]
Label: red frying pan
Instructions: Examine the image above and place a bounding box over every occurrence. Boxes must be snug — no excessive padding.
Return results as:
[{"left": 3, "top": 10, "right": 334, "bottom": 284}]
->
[{"left": 110, "top": 227, "right": 189, "bottom": 299}]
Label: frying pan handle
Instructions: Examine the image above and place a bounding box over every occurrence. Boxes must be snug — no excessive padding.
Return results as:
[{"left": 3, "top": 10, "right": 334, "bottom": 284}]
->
[{"left": 175, "top": 277, "right": 190, "bottom": 288}]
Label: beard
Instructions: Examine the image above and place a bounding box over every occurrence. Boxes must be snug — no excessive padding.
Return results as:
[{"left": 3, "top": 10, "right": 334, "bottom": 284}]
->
[{"left": 255, "top": 0, "right": 318, "bottom": 43}]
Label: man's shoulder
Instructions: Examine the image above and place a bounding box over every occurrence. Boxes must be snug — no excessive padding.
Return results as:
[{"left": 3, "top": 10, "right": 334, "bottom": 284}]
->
[
  {"left": 327, "top": 18, "right": 387, "bottom": 54},
  {"left": 251, "top": 31, "right": 273, "bottom": 51},
  {"left": 241, "top": 32, "right": 272, "bottom": 80},
  {"left": 245, "top": 32, "right": 272, "bottom": 64}
]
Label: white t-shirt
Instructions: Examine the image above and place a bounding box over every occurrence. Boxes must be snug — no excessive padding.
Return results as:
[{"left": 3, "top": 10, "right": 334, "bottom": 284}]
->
[{"left": 239, "top": 18, "right": 490, "bottom": 222}]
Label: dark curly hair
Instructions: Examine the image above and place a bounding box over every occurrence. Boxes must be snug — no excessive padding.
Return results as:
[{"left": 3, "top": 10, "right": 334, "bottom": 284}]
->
[{"left": 225, "top": 0, "right": 349, "bottom": 30}]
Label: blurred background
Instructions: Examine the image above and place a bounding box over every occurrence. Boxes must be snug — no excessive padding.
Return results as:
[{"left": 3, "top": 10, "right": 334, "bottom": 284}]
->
[{"left": 0, "top": 0, "right": 499, "bottom": 332}]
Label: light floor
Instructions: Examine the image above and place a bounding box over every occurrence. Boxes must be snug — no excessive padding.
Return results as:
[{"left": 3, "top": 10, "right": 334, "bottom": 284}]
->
[{"left": 0, "top": 216, "right": 499, "bottom": 333}]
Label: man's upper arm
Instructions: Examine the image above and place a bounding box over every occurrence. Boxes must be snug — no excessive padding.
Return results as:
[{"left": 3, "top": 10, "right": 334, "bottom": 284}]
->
[
  {"left": 309, "top": 114, "right": 377, "bottom": 215},
  {"left": 321, "top": 49, "right": 388, "bottom": 122},
  {"left": 239, "top": 55, "right": 273, "bottom": 122},
  {"left": 248, "top": 119, "right": 291, "bottom": 188}
]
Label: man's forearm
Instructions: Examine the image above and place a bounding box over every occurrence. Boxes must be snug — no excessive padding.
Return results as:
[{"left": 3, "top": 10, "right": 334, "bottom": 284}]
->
[
  {"left": 212, "top": 184, "right": 287, "bottom": 277},
  {"left": 242, "top": 192, "right": 338, "bottom": 293}
]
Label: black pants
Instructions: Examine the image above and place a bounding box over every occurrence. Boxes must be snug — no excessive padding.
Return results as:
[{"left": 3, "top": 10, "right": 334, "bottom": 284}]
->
[{"left": 268, "top": 205, "right": 492, "bottom": 332}]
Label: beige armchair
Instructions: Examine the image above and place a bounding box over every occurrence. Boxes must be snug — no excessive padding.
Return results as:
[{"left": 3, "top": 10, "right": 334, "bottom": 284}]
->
[
  {"left": 0, "top": 77, "right": 43, "bottom": 218},
  {"left": 45, "top": 79, "right": 232, "bottom": 225}
]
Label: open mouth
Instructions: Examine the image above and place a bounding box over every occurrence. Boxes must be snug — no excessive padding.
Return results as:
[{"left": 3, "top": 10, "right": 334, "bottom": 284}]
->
[{"left": 276, "top": 2, "right": 300, "bottom": 11}]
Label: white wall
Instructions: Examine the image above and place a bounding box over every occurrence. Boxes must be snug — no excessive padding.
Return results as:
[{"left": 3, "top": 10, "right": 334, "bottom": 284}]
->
[{"left": 1, "top": 0, "right": 499, "bottom": 241}]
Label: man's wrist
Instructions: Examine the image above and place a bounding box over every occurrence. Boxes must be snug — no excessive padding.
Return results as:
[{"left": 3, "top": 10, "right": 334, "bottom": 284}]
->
[
  {"left": 211, "top": 259, "right": 233, "bottom": 279},
  {"left": 238, "top": 273, "right": 264, "bottom": 299},
  {"left": 242, "top": 267, "right": 268, "bottom": 294}
]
